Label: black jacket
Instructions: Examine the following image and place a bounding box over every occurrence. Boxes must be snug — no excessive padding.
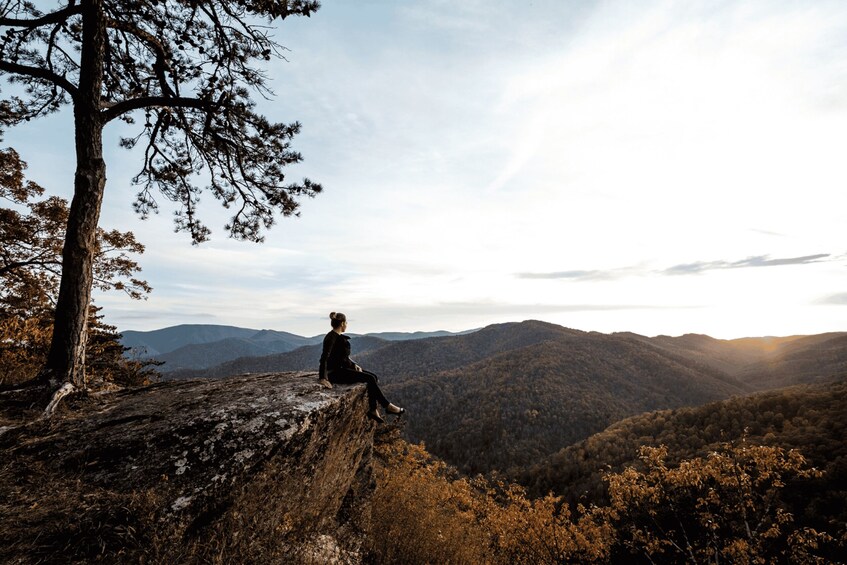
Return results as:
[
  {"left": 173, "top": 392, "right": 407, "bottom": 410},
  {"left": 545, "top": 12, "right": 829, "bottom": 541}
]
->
[{"left": 319, "top": 331, "right": 355, "bottom": 379}]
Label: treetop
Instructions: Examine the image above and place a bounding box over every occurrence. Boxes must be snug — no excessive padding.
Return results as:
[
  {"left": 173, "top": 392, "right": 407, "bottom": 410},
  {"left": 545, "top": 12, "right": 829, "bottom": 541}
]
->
[{"left": 1, "top": 0, "right": 323, "bottom": 243}]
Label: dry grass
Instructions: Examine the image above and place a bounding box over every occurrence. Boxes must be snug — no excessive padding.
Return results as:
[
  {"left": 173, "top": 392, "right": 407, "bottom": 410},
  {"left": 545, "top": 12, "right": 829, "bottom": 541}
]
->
[{"left": 0, "top": 456, "right": 164, "bottom": 563}]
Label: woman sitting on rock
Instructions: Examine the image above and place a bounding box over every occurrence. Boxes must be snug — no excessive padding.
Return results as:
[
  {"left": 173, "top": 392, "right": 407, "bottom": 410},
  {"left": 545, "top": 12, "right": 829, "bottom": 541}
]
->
[{"left": 318, "top": 312, "right": 405, "bottom": 423}]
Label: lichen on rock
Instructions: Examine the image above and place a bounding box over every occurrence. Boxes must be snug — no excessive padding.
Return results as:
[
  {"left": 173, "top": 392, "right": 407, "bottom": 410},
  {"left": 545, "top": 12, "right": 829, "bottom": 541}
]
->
[{"left": 0, "top": 372, "right": 376, "bottom": 563}]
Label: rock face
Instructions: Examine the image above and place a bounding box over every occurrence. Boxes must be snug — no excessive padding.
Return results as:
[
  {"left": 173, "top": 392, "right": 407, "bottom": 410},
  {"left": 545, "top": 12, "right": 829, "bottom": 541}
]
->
[{"left": 0, "top": 372, "right": 376, "bottom": 563}]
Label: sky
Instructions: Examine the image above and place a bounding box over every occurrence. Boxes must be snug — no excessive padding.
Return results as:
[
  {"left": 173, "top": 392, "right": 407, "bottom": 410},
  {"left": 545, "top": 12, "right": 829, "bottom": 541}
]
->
[{"left": 3, "top": 0, "right": 847, "bottom": 338}]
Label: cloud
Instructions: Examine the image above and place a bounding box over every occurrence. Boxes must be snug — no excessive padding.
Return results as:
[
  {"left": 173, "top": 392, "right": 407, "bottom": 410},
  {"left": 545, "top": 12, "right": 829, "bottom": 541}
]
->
[
  {"left": 451, "top": 302, "right": 659, "bottom": 314},
  {"left": 815, "top": 293, "right": 847, "bottom": 305},
  {"left": 359, "top": 301, "right": 687, "bottom": 318},
  {"left": 663, "top": 254, "right": 830, "bottom": 275},
  {"left": 517, "top": 270, "right": 609, "bottom": 281},
  {"left": 516, "top": 265, "right": 645, "bottom": 281},
  {"left": 115, "top": 311, "right": 219, "bottom": 322},
  {"left": 750, "top": 228, "right": 786, "bottom": 237},
  {"left": 519, "top": 253, "right": 831, "bottom": 282},
  {"left": 100, "top": 306, "right": 222, "bottom": 330}
]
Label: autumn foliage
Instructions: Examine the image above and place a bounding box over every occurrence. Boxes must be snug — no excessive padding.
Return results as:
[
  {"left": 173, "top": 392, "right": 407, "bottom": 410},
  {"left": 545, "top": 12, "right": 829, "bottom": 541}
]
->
[
  {"left": 369, "top": 431, "right": 843, "bottom": 564},
  {"left": 1, "top": 147, "right": 156, "bottom": 386},
  {"left": 604, "top": 443, "right": 834, "bottom": 564}
]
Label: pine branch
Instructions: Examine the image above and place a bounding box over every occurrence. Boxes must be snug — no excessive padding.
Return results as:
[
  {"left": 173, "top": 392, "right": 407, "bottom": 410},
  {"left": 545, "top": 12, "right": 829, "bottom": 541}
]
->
[
  {"left": 103, "top": 96, "right": 214, "bottom": 123},
  {"left": 0, "top": 59, "right": 78, "bottom": 97},
  {"left": 0, "top": 2, "right": 82, "bottom": 28}
]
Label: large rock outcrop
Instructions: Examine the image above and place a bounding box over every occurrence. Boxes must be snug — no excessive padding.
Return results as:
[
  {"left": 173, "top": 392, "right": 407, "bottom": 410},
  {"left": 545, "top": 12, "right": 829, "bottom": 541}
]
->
[{"left": 0, "top": 372, "right": 376, "bottom": 563}]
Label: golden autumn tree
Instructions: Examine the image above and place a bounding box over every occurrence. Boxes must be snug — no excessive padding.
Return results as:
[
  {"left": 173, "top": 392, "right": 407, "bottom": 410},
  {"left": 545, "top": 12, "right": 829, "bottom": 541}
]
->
[
  {"left": 370, "top": 432, "right": 613, "bottom": 565},
  {"left": 604, "top": 441, "right": 835, "bottom": 564},
  {"left": 1, "top": 146, "right": 154, "bottom": 387},
  {"left": 370, "top": 437, "right": 494, "bottom": 564}
]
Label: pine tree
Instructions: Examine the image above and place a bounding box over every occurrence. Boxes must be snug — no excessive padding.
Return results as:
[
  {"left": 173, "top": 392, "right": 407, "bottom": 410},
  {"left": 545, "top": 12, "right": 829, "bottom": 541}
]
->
[
  {"left": 1, "top": 146, "right": 154, "bottom": 386},
  {"left": 1, "top": 1, "right": 321, "bottom": 400}
]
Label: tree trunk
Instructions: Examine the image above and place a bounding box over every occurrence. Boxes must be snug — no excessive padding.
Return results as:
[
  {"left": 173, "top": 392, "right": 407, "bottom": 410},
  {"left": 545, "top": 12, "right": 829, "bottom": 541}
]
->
[{"left": 41, "top": 0, "right": 106, "bottom": 390}]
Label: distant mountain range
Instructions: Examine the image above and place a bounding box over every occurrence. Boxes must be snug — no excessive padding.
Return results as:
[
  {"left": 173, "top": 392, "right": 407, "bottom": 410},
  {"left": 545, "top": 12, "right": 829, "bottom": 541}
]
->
[
  {"left": 120, "top": 324, "right": 476, "bottom": 372},
  {"left": 126, "top": 320, "right": 847, "bottom": 481},
  {"left": 166, "top": 336, "right": 393, "bottom": 380},
  {"left": 165, "top": 320, "right": 585, "bottom": 379}
]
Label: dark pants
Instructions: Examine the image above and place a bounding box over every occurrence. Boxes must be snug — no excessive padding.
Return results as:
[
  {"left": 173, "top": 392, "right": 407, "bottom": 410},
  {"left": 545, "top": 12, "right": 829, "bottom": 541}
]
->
[{"left": 328, "top": 368, "right": 389, "bottom": 411}]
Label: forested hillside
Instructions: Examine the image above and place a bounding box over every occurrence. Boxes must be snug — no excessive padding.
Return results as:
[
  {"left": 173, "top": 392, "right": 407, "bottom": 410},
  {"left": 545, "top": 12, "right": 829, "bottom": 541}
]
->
[
  {"left": 521, "top": 378, "right": 847, "bottom": 534},
  {"left": 616, "top": 332, "right": 799, "bottom": 375},
  {"left": 384, "top": 330, "right": 751, "bottom": 475},
  {"left": 358, "top": 320, "right": 585, "bottom": 384},
  {"left": 737, "top": 333, "right": 847, "bottom": 389},
  {"left": 622, "top": 331, "right": 847, "bottom": 389}
]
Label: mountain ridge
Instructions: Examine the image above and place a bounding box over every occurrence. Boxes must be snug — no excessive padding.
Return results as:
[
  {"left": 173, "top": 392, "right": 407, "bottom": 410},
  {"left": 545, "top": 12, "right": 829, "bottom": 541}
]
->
[
  {"left": 121, "top": 324, "right": 267, "bottom": 357},
  {"left": 123, "top": 324, "right": 475, "bottom": 372},
  {"left": 383, "top": 326, "right": 753, "bottom": 475},
  {"left": 166, "top": 336, "right": 392, "bottom": 381}
]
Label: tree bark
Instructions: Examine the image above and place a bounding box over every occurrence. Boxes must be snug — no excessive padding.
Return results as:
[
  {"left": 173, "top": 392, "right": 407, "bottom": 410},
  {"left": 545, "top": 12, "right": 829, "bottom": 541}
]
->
[{"left": 41, "top": 0, "right": 106, "bottom": 390}]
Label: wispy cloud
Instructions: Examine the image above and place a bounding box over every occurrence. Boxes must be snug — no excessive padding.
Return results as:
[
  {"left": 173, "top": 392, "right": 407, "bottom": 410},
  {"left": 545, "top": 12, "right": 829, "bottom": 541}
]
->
[
  {"left": 663, "top": 254, "right": 830, "bottom": 275},
  {"left": 750, "top": 228, "right": 786, "bottom": 237},
  {"left": 519, "top": 253, "right": 831, "bottom": 282},
  {"left": 421, "top": 302, "right": 684, "bottom": 314},
  {"left": 102, "top": 308, "right": 220, "bottom": 324},
  {"left": 815, "top": 293, "right": 847, "bottom": 306},
  {"left": 517, "top": 270, "right": 610, "bottom": 281},
  {"left": 516, "top": 265, "right": 644, "bottom": 282}
]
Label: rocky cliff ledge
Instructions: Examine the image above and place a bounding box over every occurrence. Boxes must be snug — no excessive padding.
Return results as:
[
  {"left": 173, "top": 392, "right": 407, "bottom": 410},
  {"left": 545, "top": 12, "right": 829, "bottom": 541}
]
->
[{"left": 0, "top": 372, "right": 375, "bottom": 563}]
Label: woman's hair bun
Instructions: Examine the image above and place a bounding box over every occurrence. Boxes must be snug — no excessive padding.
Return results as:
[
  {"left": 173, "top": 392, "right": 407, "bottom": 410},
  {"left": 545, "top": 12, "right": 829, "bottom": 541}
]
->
[{"left": 329, "top": 311, "right": 346, "bottom": 327}]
